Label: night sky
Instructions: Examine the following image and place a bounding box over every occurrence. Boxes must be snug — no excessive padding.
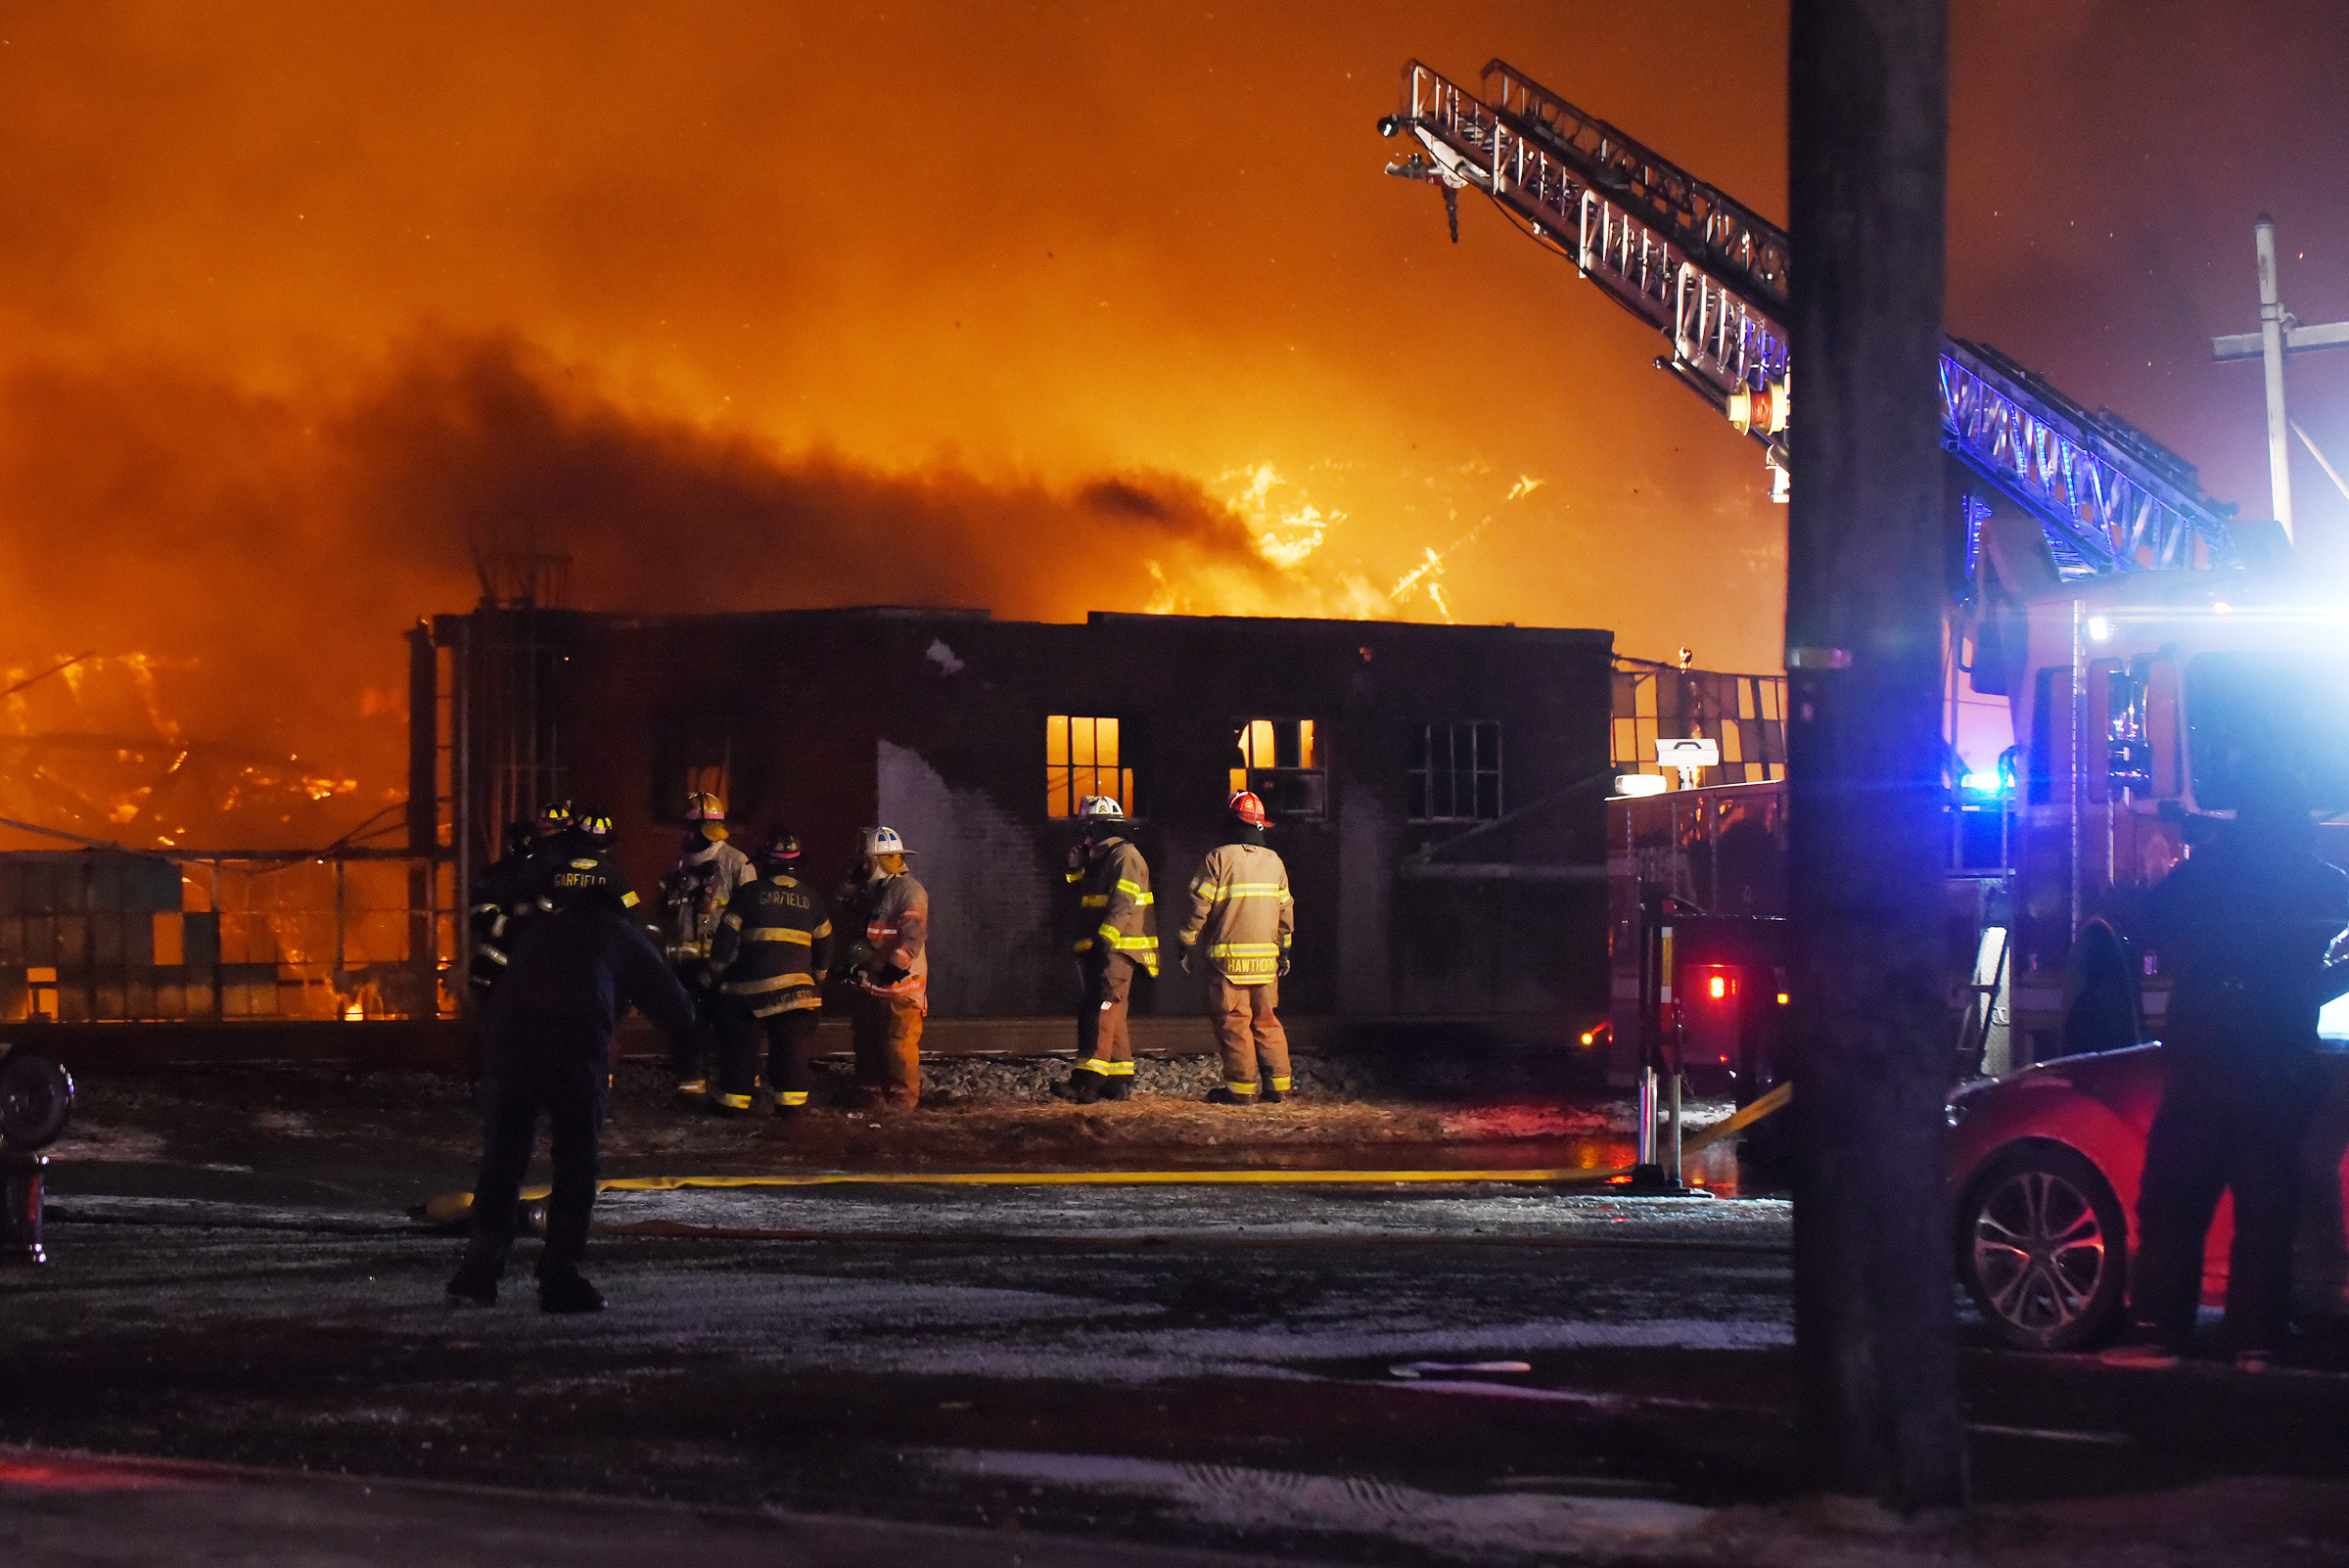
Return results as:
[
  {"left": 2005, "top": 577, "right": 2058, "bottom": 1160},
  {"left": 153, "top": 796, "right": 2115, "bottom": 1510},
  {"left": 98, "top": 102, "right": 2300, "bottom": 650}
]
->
[{"left": 0, "top": 1, "right": 2340, "bottom": 845}]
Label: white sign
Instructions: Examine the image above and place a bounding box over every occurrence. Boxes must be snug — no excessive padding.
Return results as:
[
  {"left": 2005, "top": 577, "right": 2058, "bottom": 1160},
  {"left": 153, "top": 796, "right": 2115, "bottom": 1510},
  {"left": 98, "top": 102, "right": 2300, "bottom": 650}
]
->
[{"left": 1654, "top": 737, "right": 1720, "bottom": 768}]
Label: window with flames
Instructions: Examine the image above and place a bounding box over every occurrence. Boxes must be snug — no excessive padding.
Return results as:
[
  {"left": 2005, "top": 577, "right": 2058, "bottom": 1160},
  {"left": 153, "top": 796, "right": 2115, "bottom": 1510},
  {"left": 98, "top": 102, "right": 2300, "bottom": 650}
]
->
[
  {"left": 1231, "top": 718, "right": 1327, "bottom": 821},
  {"left": 1046, "top": 715, "right": 1138, "bottom": 818}
]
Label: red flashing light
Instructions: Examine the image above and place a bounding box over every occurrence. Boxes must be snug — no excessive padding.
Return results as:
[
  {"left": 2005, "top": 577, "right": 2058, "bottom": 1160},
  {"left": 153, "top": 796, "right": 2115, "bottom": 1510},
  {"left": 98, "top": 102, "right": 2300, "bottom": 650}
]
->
[{"left": 1707, "top": 975, "right": 1727, "bottom": 1000}]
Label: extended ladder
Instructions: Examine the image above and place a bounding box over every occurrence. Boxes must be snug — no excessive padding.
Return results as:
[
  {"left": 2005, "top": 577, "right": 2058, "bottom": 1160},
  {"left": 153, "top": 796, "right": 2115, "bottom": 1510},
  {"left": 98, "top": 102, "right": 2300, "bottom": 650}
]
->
[{"left": 1380, "top": 59, "right": 2238, "bottom": 575}]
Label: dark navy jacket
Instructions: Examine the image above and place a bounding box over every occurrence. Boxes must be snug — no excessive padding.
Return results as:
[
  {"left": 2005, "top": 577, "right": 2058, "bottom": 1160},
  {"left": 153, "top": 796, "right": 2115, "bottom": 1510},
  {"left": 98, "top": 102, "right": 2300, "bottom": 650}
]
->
[{"left": 488, "top": 901, "right": 694, "bottom": 1046}]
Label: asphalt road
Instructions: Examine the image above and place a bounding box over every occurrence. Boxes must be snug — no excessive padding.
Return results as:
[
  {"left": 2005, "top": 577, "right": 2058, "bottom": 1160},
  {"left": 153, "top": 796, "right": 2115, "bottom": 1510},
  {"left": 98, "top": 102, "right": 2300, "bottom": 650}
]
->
[{"left": 6, "top": 1176, "right": 2349, "bottom": 1565}]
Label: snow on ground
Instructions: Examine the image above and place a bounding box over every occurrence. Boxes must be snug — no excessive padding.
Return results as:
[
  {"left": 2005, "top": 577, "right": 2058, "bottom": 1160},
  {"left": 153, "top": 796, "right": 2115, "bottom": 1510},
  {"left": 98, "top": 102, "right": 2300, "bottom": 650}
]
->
[
  {"left": 39, "top": 1183, "right": 1793, "bottom": 1381},
  {"left": 583, "top": 1183, "right": 1788, "bottom": 1246},
  {"left": 918, "top": 1448, "right": 1713, "bottom": 1563},
  {"left": 45, "top": 1123, "right": 168, "bottom": 1162}
]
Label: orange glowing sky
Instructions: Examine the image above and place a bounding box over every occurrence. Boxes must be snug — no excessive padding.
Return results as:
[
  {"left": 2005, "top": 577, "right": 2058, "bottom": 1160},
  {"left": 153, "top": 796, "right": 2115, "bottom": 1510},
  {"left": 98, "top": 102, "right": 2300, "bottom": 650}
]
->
[{"left": 0, "top": 1, "right": 2341, "bottom": 847}]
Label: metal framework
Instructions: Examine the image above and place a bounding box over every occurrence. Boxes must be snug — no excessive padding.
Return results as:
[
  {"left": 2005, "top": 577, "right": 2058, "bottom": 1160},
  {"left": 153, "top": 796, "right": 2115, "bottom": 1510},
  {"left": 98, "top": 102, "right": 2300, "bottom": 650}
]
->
[{"left": 1383, "top": 59, "right": 2239, "bottom": 575}]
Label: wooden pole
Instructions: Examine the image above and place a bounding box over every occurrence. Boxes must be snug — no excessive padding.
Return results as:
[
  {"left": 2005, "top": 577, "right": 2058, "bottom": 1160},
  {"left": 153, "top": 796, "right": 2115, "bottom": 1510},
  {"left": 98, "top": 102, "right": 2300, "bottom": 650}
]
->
[{"left": 1785, "top": 0, "right": 1968, "bottom": 1510}]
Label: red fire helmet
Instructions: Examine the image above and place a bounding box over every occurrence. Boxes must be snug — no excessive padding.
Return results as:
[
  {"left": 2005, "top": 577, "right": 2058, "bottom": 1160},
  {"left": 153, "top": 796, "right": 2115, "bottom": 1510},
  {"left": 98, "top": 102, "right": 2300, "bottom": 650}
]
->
[{"left": 1226, "top": 790, "right": 1268, "bottom": 826}]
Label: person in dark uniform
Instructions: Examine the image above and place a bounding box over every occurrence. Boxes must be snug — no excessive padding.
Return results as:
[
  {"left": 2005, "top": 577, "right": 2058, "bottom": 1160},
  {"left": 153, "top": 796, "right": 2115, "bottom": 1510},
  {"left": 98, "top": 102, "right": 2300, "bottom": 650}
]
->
[
  {"left": 2117, "top": 768, "right": 2349, "bottom": 1367},
  {"left": 466, "top": 821, "right": 534, "bottom": 999},
  {"left": 446, "top": 866, "right": 691, "bottom": 1314},
  {"left": 708, "top": 829, "right": 835, "bottom": 1117}
]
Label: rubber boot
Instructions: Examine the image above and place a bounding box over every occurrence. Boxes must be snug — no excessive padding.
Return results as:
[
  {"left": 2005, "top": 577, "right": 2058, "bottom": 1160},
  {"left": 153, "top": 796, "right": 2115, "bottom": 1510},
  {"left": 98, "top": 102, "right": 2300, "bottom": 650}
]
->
[
  {"left": 1053, "top": 1068, "right": 1106, "bottom": 1104},
  {"left": 445, "top": 1261, "right": 499, "bottom": 1308},
  {"left": 1098, "top": 1074, "right": 1133, "bottom": 1102},
  {"left": 538, "top": 1269, "right": 606, "bottom": 1314},
  {"left": 1205, "top": 1084, "right": 1258, "bottom": 1107}
]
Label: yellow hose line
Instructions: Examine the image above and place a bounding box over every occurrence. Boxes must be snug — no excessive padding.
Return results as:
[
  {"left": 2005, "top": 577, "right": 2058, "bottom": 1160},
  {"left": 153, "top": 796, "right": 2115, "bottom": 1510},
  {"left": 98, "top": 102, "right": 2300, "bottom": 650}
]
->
[
  {"left": 1679, "top": 1080, "right": 1794, "bottom": 1156},
  {"left": 421, "top": 1084, "right": 1795, "bottom": 1222}
]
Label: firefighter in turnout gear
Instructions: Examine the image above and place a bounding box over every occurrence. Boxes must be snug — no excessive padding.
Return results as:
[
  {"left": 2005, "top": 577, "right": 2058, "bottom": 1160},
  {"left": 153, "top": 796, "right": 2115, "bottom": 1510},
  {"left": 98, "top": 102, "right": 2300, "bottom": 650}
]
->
[
  {"left": 467, "top": 821, "right": 533, "bottom": 999},
  {"left": 525, "top": 813, "right": 642, "bottom": 916},
  {"left": 1055, "top": 796, "right": 1157, "bottom": 1104},
  {"left": 506, "top": 803, "right": 642, "bottom": 957},
  {"left": 660, "top": 792, "right": 757, "bottom": 1104},
  {"left": 709, "top": 829, "right": 835, "bottom": 1117},
  {"left": 835, "top": 827, "right": 929, "bottom": 1110},
  {"left": 1176, "top": 791, "right": 1295, "bottom": 1105}
]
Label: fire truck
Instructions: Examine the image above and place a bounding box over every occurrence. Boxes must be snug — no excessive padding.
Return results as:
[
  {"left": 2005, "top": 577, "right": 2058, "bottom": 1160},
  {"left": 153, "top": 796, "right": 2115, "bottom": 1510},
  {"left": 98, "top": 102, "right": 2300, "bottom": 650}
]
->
[{"left": 1377, "top": 60, "right": 2328, "bottom": 1101}]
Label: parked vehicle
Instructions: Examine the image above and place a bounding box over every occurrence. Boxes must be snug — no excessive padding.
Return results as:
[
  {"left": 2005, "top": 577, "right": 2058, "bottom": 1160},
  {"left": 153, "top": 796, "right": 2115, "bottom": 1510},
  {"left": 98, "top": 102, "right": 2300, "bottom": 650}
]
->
[{"left": 1945, "top": 1034, "right": 2349, "bottom": 1350}]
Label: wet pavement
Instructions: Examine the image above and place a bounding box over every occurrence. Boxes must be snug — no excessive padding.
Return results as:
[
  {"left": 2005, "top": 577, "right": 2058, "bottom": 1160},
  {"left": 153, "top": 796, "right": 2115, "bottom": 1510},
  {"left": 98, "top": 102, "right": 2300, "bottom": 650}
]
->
[{"left": 5, "top": 1061, "right": 2348, "bottom": 1563}]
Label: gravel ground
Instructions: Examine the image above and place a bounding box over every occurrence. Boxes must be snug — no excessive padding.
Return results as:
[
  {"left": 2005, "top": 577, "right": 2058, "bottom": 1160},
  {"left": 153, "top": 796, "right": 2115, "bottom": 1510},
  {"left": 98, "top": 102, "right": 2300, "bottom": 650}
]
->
[{"left": 43, "top": 1049, "right": 1750, "bottom": 1199}]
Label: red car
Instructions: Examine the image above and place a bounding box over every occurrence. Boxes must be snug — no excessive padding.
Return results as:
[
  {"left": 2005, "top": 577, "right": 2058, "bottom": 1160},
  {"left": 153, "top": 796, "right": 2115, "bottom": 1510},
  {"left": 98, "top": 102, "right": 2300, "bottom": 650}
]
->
[{"left": 1946, "top": 1040, "right": 2349, "bottom": 1351}]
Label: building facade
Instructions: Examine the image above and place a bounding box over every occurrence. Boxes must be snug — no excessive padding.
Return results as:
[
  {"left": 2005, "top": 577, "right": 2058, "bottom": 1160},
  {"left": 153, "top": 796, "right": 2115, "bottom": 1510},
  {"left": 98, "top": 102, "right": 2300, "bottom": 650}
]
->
[{"left": 430, "top": 607, "right": 1615, "bottom": 1022}]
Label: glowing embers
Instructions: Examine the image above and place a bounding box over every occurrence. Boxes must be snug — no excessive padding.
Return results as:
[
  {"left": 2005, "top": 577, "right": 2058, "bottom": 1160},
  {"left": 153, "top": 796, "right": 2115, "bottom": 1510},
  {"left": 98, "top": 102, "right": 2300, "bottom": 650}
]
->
[
  {"left": 0, "top": 648, "right": 378, "bottom": 852},
  {"left": 0, "top": 855, "right": 440, "bottom": 1023}
]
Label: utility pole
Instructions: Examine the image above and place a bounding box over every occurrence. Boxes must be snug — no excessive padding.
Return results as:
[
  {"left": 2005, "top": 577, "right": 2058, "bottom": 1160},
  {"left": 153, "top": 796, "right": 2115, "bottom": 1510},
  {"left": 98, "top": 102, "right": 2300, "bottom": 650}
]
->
[
  {"left": 2255, "top": 216, "right": 2294, "bottom": 539},
  {"left": 2213, "top": 215, "right": 2349, "bottom": 543},
  {"left": 1784, "top": 0, "right": 1967, "bottom": 1512}
]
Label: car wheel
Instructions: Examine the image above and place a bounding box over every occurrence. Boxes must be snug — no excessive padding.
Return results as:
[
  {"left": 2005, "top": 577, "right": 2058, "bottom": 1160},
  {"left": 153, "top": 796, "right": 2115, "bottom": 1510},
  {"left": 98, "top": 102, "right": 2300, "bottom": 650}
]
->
[{"left": 1958, "top": 1142, "right": 2127, "bottom": 1352}]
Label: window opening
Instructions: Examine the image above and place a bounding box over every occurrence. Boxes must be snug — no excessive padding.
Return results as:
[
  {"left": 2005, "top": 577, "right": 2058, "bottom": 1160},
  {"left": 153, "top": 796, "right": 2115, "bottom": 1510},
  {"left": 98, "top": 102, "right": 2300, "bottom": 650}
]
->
[
  {"left": 1409, "top": 722, "right": 1503, "bottom": 821},
  {"left": 1231, "top": 718, "right": 1327, "bottom": 819},
  {"left": 1046, "top": 715, "right": 1136, "bottom": 818}
]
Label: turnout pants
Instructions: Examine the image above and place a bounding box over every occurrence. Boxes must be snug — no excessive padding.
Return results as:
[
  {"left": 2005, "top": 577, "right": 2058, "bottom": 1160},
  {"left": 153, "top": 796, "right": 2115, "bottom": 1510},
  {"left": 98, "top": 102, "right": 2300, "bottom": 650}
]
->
[
  {"left": 668, "top": 975, "right": 721, "bottom": 1091},
  {"left": 851, "top": 992, "right": 924, "bottom": 1109},
  {"left": 1207, "top": 975, "right": 1290, "bottom": 1097},
  {"left": 2131, "top": 1054, "right": 2312, "bottom": 1355},
  {"left": 462, "top": 1013, "right": 611, "bottom": 1282},
  {"left": 762, "top": 1009, "right": 822, "bottom": 1108},
  {"left": 1075, "top": 955, "right": 1137, "bottom": 1082},
  {"left": 708, "top": 993, "right": 761, "bottom": 1111}
]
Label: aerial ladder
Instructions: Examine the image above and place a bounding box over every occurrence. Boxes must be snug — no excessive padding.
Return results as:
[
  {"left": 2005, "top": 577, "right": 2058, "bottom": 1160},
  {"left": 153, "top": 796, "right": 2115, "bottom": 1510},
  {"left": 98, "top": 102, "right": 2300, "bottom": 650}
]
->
[
  {"left": 1380, "top": 63, "right": 2309, "bottom": 1107},
  {"left": 1378, "top": 59, "right": 2241, "bottom": 577}
]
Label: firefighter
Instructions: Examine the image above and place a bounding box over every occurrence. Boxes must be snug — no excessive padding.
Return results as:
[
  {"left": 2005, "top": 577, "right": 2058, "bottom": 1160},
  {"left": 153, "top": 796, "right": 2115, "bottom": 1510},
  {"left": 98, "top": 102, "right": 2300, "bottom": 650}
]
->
[
  {"left": 502, "top": 800, "right": 640, "bottom": 959},
  {"left": 2114, "top": 768, "right": 2349, "bottom": 1368},
  {"left": 1056, "top": 796, "right": 1157, "bottom": 1104},
  {"left": 659, "top": 792, "right": 756, "bottom": 1103},
  {"left": 525, "top": 811, "right": 642, "bottom": 918},
  {"left": 467, "top": 820, "right": 533, "bottom": 998},
  {"left": 1176, "top": 790, "right": 1295, "bottom": 1105},
  {"left": 446, "top": 834, "right": 692, "bottom": 1314},
  {"left": 709, "top": 828, "right": 835, "bottom": 1117},
  {"left": 835, "top": 827, "right": 929, "bottom": 1111}
]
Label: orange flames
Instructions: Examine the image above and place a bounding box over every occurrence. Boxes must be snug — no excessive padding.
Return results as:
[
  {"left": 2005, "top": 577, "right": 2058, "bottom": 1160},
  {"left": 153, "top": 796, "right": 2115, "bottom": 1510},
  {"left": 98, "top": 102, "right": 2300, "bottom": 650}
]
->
[{"left": 0, "top": 4, "right": 2336, "bottom": 854}]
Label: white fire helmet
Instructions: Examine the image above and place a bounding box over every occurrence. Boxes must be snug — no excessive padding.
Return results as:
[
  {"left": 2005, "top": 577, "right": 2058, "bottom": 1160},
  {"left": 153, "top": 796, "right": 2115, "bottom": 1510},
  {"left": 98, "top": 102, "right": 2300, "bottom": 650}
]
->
[
  {"left": 1077, "top": 795, "right": 1125, "bottom": 821},
  {"left": 862, "top": 826, "right": 915, "bottom": 858}
]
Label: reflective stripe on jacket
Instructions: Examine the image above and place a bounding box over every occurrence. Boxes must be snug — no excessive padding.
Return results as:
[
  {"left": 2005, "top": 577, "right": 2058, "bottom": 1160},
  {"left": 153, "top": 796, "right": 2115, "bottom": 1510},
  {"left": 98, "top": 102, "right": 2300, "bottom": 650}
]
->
[
  {"left": 711, "top": 872, "right": 836, "bottom": 1017},
  {"left": 661, "top": 840, "right": 755, "bottom": 958},
  {"left": 848, "top": 871, "right": 930, "bottom": 1011},
  {"left": 1177, "top": 842, "right": 1292, "bottom": 984},
  {"left": 1072, "top": 837, "right": 1159, "bottom": 977}
]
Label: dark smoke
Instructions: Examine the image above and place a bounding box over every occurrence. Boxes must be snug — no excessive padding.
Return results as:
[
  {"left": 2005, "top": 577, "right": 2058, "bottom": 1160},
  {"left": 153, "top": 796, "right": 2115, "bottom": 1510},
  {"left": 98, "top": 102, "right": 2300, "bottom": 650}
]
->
[{"left": 0, "top": 333, "right": 1289, "bottom": 848}]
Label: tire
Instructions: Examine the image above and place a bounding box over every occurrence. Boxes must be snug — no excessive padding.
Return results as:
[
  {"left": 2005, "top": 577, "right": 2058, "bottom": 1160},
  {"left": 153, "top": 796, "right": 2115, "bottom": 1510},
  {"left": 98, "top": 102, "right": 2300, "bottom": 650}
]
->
[
  {"left": 0, "top": 1053, "right": 73, "bottom": 1151},
  {"left": 1958, "top": 1141, "right": 2128, "bottom": 1352}
]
